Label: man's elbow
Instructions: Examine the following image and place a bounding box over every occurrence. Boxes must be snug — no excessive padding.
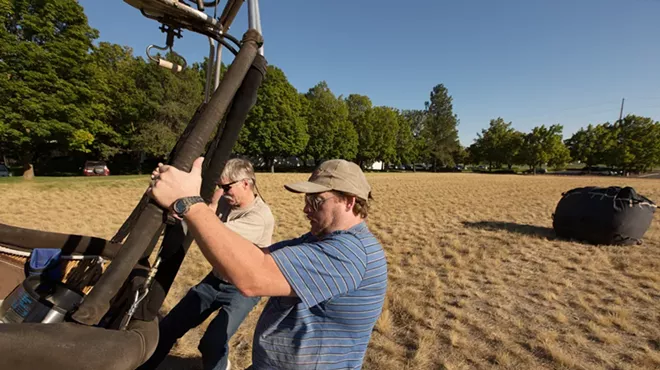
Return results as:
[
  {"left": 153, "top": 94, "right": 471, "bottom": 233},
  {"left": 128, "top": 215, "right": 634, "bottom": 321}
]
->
[
  {"left": 235, "top": 280, "right": 264, "bottom": 297},
  {"left": 240, "top": 288, "right": 261, "bottom": 298},
  {"left": 238, "top": 279, "right": 295, "bottom": 298}
]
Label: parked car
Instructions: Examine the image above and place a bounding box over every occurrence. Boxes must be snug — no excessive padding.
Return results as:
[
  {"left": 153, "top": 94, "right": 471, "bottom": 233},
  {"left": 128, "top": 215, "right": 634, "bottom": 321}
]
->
[
  {"left": 523, "top": 168, "right": 547, "bottom": 174},
  {"left": 83, "top": 161, "right": 110, "bottom": 176},
  {"left": 0, "top": 164, "right": 10, "bottom": 177},
  {"left": 413, "top": 163, "right": 431, "bottom": 171}
]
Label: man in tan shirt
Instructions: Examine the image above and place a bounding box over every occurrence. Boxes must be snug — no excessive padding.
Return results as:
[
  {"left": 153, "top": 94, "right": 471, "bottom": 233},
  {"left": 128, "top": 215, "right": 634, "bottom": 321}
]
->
[{"left": 139, "top": 159, "right": 274, "bottom": 370}]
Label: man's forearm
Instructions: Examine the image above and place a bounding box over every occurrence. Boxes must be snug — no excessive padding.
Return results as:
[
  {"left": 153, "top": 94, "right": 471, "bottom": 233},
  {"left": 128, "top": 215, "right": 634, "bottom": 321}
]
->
[{"left": 183, "top": 203, "right": 268, "bottom": 294}]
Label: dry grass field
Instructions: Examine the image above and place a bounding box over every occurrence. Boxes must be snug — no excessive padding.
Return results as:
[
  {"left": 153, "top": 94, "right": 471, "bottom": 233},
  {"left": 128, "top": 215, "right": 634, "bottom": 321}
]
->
[{"left": 1, "top": 172, "right": 659, "bottom": 370}]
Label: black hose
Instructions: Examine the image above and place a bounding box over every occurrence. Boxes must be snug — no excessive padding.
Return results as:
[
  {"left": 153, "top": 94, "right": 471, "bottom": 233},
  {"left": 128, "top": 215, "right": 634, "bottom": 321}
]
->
[
  {"left": 136, "top": 53, "right": 267, "bottom": 323},
  {"left": 218, "top": 38, "right": 239, "bottom": 56},
  {"left": 0, "top": 319, "right": 158, "bottom": 370},
  {"left": 111, "top": 194, "right": 149, "bottom": 244},
  {"left": 220, "top": 32, "right": 242, "bottom": 49},
  {"left": 0, "top": 222, "right": 122, "bottom": 258},
  {"left": 200, "top": 54, "right": 267, "bottom": 200},
  {"left": 112, "top": 102, "right": 208, "bottom": 247},
  {"left": 183, "top": 0, "right": 221, "bottom": 8},
  {"left": 70, "top": 29, "right": 264, "bottom": 327}
]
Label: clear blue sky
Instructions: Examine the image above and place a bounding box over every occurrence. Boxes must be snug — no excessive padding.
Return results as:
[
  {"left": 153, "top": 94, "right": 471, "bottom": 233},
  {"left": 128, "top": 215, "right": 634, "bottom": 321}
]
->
[{"left": 80, "top": 0, "right": 660, "bottom": 146}]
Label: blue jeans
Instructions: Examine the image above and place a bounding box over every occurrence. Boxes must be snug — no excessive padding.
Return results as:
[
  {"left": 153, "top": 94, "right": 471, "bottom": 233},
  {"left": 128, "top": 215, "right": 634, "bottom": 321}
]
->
[{"left": 138, "top": 272, "right": 261, "bottom": 370}]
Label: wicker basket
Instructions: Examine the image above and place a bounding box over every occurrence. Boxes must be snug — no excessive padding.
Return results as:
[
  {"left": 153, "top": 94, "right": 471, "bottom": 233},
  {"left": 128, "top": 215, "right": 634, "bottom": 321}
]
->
[{"left": 0, "top": 248, "right": 109, "bottom": 295}]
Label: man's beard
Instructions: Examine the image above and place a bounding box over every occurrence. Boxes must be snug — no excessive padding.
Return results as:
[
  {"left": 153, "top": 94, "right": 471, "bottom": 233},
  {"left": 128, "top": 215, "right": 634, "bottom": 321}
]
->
[{"left": 308, "top": 217, "right": 328, "bottom": 237}]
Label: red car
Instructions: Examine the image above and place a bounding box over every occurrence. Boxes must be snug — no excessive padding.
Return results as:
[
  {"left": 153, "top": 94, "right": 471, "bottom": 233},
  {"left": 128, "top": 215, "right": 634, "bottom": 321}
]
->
[{"left": 83, "top": 161, "right": 110, "bottom": 176}]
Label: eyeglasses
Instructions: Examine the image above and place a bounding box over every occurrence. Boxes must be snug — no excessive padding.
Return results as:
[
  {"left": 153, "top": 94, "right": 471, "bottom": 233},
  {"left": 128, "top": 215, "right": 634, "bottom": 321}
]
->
[
  {"left": 305, "top": 194, "right": 336, "bottom": 212},
  {"left": 218, "top": 178, "right": 253, "bottom": 192},
  {"left": 218, "top": 180, "right": 239, "bottom": 192}
]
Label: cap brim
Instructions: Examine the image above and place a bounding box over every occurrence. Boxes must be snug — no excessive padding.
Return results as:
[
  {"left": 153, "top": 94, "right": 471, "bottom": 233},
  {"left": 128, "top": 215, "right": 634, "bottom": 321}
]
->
[{"left": 284, "top": 181, "right": 332, "bottom": 194}]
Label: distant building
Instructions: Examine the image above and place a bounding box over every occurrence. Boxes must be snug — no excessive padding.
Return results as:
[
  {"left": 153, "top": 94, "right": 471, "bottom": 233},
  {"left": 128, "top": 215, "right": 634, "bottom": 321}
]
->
[{"left": 369, "top": 161, "right": 385, "bottom": 170}]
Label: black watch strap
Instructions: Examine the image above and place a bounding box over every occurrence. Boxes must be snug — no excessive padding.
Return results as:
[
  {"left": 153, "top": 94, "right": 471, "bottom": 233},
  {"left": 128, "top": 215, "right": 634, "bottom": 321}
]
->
[{"left": 173, "top": 196, "right": 205, "bottom": 217}]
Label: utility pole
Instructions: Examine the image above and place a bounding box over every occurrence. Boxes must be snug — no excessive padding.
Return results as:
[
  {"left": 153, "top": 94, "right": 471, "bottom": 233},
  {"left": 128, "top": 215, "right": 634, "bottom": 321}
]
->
[{"left": 618, "top": 97, "right": 626, "bottom": 176}]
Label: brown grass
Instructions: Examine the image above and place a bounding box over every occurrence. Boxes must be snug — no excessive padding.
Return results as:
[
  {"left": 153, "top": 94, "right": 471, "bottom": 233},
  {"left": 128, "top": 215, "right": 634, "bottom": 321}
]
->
[{"left": 1, "top": 173, "right": 660, "bottom": 370}]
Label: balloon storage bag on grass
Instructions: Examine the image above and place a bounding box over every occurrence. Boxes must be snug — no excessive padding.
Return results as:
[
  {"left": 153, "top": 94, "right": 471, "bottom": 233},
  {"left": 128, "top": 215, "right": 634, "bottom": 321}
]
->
[{"left": 553, "top": 186, "right": 656, "bottom": 245}]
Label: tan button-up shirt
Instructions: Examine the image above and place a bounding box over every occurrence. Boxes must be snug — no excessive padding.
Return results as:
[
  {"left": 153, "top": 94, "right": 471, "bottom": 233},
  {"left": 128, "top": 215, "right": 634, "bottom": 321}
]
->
[{"left": 212, "top": 195, "right": 274, "bottom": 279}]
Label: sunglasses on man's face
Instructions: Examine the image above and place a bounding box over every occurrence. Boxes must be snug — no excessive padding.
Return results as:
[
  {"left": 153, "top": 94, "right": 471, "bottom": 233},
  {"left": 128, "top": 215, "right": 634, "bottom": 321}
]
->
[{"left": 218, "top": 180, "right": 239, "bottom": 192}]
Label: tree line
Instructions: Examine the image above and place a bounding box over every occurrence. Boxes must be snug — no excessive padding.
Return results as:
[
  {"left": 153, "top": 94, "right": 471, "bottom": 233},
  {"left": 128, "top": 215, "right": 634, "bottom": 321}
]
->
[
  {"left": 0, "top": 0, "right": 461, "bottom": 176},
  {"left": 2, "top": 1, "right": 658, "bottom": 177},
  {"left": 467, "top": 115, "right": 660, "bottom": 174}
]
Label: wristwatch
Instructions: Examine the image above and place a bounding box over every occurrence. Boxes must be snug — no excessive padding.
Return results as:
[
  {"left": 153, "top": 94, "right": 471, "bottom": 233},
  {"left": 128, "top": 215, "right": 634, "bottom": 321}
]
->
[{"left": 172, "top": 196, "right": 205, "bottom": 218}]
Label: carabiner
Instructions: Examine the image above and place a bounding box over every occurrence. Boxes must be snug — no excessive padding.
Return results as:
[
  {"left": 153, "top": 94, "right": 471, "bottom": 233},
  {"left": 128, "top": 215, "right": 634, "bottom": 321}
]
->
[{"left": 146, "top": 44, "right": 187, "bottom": 73}]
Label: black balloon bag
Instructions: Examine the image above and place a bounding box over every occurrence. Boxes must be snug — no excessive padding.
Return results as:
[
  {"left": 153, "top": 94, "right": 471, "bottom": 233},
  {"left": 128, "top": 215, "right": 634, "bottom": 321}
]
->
[{"left": 553, "top": 186, "right": 656, "bottom": 245}]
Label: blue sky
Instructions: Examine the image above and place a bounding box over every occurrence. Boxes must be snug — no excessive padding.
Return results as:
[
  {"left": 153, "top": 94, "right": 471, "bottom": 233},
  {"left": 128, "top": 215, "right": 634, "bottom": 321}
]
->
[{"left": 80, "top": 0, "right": 660, "bottom": 146}]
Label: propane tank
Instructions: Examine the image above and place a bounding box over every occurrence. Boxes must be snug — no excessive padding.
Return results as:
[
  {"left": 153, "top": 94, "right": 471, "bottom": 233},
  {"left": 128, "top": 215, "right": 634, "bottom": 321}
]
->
[{"left": 0, "top": 276, "right": 83, "bottom": 324}]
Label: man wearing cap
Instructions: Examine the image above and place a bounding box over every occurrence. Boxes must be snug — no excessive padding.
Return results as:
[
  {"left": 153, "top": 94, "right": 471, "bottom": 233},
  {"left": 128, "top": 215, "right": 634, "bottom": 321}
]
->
[
  {"left": 140, "top": 158, "right": 274, "bottom": 370},
  {"left": 148, "top": 157, "right": 388, "bottom": 370}
]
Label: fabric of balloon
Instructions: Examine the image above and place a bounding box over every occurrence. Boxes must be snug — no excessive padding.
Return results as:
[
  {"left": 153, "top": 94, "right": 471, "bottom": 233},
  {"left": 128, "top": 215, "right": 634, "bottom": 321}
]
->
[{"left": 552, "top": 186, "right": 656, "bottom": 245}]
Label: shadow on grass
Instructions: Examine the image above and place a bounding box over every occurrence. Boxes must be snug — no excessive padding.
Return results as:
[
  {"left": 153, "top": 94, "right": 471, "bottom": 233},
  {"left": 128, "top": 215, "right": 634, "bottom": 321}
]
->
[
  {"left": 462, "top": 221, "right": 556, "bottom": 239},
  {"left": 155, "top": 355, "right": 203, "bottom": 370},
  {"left": 155, "top": 356, "right": 252, "bottom": 370}
]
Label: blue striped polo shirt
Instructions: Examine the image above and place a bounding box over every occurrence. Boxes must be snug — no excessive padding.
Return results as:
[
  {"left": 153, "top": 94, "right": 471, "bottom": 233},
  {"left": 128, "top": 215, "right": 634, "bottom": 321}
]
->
[{"left": 252, "top": 221, "right": 388, "bottom": 369}]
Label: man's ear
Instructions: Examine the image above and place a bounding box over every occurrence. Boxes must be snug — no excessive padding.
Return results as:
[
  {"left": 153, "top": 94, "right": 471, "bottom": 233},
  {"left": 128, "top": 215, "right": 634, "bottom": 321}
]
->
[{"left": 345, "top": 196, "right": 356, "bottom": 212}]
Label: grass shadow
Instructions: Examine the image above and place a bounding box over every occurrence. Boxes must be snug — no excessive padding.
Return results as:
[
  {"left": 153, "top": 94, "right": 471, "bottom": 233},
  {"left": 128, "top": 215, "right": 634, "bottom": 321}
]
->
[
  {"left": 462, "top": 221, "right": 556, "bottom": 239},
  {"left": 155, "top": 355, "right": 203, "bottom": 370}
]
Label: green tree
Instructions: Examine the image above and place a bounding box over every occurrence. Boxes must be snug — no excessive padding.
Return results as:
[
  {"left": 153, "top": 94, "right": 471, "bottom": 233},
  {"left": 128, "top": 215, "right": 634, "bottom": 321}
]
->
[
  {"left": 501, "top": 130, "right": 524, "bottom": 170},
  {"left": 401, "top": 109, "right": 428, "bottom": 169},
  {"left": 334, "top": 119, "right": 359, "bottom": 162},
  {"left": 394, "top": 110, "right": 416, "bottom": 167},
  {"left": 466, "top": 143, "right": 482, "bottom": 165},
  {"left": 565, "top": 124, "right": 599, "bottom": 169},
  {"left": 238, "top": 66, "right": 309, "bottom": 172},
  {"left": 345, "top": 97, "right": 400, "bottom": 167},
  {"left": 422, "top": 84, "right": 460, "bottom": 170},
  {"left": 345, "top": 95, "right": 399, "bottom": 167},
  {"left": 452, "top": 145, "right": 468, "bottom": 166},
  {"left": 565, "top": 122, "right": 618, "bottom": 171},
  {"left": 472, "top": 118, "right": 522, "bottom": 170},
  {"left": 346, "top": 94, "right": 375, "bottom": 167},
  {"left": 369, "top": 106, "right": 399, "bottom": 165},
  {"left": 0, "top": 0, "right": 107, "bottom": 177},
  {"left": 303, "top": 82, "right": 357, "bottom": 164},
  {"left": 131, "top": 53, "right": 204, "bottom": 159},
  {"left": 548, "top": 140, "right": 571, "bottom": 170},
  {"left": 591, "top": 123, "right": 618, "bottom": 170},
  {"left": 611, "top": 115, "right": 660, "bottom": 173},
  {"left": 90, "top": 42, "right": 146, "bottom": 159},
  {"left": 593, "top": 123, "right": 618, "bottom": 169},
  {"left": 519, "top": 124, "right": 570, "bottom": 173}
]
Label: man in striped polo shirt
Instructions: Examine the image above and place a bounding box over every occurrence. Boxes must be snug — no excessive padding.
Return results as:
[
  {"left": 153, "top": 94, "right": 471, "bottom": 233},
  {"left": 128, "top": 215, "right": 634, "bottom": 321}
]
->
[{"left": 148, "top": 158, "right": 388, "bottom": 369}]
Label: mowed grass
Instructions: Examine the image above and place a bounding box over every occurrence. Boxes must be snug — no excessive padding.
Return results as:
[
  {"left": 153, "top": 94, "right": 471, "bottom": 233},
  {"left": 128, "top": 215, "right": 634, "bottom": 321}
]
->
[{"left": 1, "top": 173, "right": 660, "bottom": 370}]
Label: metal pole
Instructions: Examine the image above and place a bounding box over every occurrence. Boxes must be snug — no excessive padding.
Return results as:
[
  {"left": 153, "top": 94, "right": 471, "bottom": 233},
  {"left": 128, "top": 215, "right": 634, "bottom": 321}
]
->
[
  {"left": 204, "top": 37, "right": 216, "bottom": 103},
  {"left": 247, "top": 0, "right": 264, "bottom": 55},
  {"left": 248, "top": 0, "right": 257, "bottom": 30},
  {"left": 254, "top": 0, "right": 263, "bottom": 55},
  {"left": 618, "top": 97, "right": 626, "bottom": 176},
  {"left": 214, "top": 39, "right": 223, "bottom": 91}
]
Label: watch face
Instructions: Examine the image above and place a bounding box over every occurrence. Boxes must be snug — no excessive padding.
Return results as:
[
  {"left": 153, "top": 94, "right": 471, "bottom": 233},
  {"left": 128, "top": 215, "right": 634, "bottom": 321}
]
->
[{"left": 173, "top": 200, "right": 187, "bottom": 215}]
